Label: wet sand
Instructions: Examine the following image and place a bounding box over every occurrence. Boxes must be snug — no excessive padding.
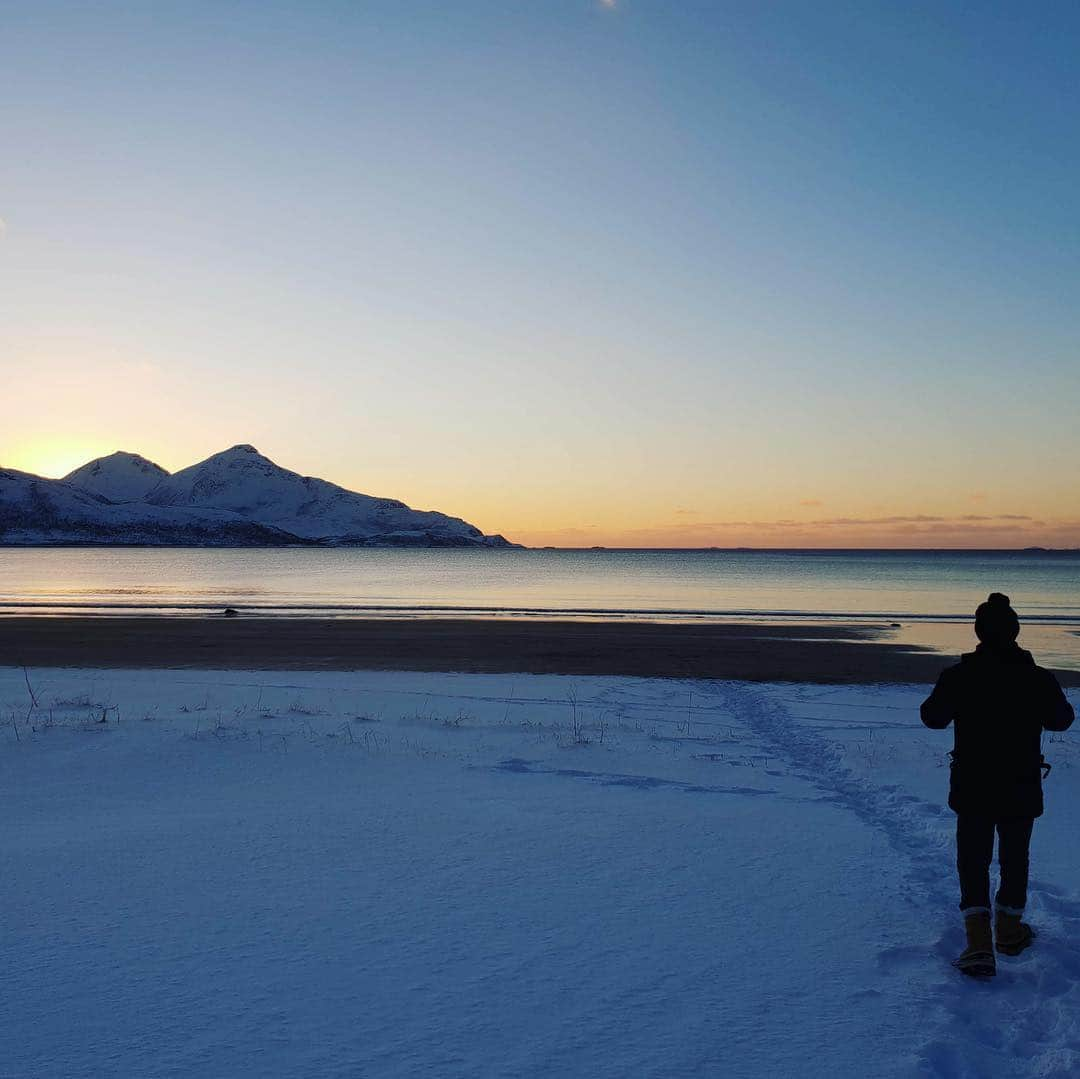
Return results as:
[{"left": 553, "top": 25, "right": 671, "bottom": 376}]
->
[{"left": 6, "top": 615, "right": 1076, "bottom": 686}]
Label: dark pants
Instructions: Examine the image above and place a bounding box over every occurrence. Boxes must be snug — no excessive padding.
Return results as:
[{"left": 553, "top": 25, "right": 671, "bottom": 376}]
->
[{"left": 956, "top": 815, "right": 1035, "bottom": 913}]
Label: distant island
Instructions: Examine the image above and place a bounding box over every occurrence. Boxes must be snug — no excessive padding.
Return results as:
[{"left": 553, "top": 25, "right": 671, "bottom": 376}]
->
[{"left": 0, "top": 444, "right": 517, "bottom": 548}]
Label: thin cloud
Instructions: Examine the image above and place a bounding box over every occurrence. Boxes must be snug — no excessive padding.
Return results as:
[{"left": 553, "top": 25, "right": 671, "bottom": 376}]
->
[
  {"left": 517, "top": 513, "right": 1079, "bottom": 549},
  {"left": 959, "top": 513, "right": 1032, "bottom": 523},
  {"left": 814, "top": 515, "right": 946, "bottom": 526},
  {"left": 616, "top": 513, "right": 1068, "bottom": 540},
  {"left": 799, "top": 499, "right": 823, "bottom": 507}
]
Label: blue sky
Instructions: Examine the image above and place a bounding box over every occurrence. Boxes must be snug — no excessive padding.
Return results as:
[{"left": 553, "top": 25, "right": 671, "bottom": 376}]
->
[{"left": 2, "top": 1, "right": 1078, "bottom": 545}]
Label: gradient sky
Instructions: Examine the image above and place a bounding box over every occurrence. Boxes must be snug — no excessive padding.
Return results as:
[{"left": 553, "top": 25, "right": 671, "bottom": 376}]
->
[{"left": 2, "top": 1, "right": 1079, "bottom": 547}]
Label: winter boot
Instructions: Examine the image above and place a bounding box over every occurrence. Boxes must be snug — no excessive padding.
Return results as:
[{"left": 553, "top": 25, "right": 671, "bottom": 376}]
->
[
  {"left": 955, "top": 912, "right": 995, "bottom": 977},
  {"left": 995, "top": 909, "right": 1035, "bottom": 956}
]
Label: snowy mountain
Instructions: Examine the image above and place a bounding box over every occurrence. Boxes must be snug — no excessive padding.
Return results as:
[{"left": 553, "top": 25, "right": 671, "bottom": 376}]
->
[
  {"left": 143, "top": 444, "right": 512, "bottom": 546},
  {"left": 63, "top": 451, "right": 169, "bottom": 503},
  {"left": 0, "top": 468, "right": 296, "bottom": 546},
  {"left": 4, "top": 445, "right": 516, "bottom": 547}
]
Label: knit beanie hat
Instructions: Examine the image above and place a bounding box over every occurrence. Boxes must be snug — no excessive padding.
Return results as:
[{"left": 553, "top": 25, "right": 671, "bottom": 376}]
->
[{"left": 974, "top": 592, "right": 1019, "bottom": 643}]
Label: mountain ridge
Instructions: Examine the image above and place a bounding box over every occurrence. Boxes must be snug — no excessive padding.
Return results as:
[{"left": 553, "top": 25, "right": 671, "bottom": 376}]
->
[
  {"left": 1, "top": 446, "right": 517, "bottom": 548},
  {"left": 64, "top": 451, "right": 170, "bottom": 503}
]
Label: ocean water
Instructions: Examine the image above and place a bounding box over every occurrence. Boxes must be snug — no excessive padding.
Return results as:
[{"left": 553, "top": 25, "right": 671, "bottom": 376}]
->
[{"left": 2, "top": 547, "right": 1079, "bottom": 665}]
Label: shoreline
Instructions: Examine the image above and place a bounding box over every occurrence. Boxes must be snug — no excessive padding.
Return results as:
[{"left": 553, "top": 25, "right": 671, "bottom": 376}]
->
[
  {"left": 3, "top": 544, "right": 1079, "bottom": 551},
  {"left": 4, "top": 615, "right": 1077, "bottom": 686},
  {"left": 2, "top": 604, "right": 1079, "bottom": 625}
]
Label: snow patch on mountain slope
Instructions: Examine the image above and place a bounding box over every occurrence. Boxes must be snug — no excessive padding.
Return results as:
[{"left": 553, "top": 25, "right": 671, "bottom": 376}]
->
[
  {"left": 145, "top": 444, "right": 508, "bottom": 546},
  {"left": 64, "top": 451, "right": 170, "bottom": 503},
  {"left": 0, "top": 468, "right": 297, "bottom": 546},
  {"left": 4, "top": 444, "right": 516, "bottom": 547}
]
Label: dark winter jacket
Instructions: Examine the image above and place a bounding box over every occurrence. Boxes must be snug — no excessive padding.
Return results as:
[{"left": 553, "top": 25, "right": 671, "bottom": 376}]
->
[{"left": 920, "top": 643, "right": 1074, "bottom": 818}]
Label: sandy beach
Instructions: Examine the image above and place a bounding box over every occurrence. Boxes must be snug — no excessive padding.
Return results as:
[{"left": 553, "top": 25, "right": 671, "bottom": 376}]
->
[{"left": 4, "top": 614, "right": 1076, "bottom": 685}]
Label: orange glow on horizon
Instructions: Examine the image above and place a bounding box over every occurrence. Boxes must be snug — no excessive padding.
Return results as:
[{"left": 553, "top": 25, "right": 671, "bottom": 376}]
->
[{"left": 1, "top": 439, "right": 1076, "bottom": 550}]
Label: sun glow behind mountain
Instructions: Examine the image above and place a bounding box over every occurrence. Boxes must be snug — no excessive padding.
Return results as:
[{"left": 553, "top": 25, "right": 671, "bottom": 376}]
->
[
  {"left": 1, "top": 444, "right": 514, "bottom": 547},
  {"left": 3, "top": 439, "right": 118, "bottom": 481}
]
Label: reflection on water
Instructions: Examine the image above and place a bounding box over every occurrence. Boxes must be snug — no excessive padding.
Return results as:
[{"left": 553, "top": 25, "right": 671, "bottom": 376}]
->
[
  {"left": 2, "top": 547, "right": 1079, "bottom": 666},
  {"left": 875, "top": 620, "right": 1080, "bottom": 673}
]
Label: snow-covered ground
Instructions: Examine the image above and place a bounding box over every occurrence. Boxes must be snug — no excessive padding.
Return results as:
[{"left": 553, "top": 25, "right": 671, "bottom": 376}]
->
[{"left": 2, "top": 668, "right": 1077, "bottom": 1078}]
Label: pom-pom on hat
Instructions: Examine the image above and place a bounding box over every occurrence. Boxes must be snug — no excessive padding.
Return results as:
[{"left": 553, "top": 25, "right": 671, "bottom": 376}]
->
[{"left": 974, "top": 592, "right": 1020, "bottom": 643}]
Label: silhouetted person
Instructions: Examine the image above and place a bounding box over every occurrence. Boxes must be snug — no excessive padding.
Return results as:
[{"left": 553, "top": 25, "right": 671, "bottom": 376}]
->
[{"left": 921, "top": 593, "right": 1074, "bottom": 977}]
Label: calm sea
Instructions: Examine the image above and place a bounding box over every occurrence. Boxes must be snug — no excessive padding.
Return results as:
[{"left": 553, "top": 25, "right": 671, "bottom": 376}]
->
[{"left": 2, "top": 547, "right": 1079, "bottom": 666}]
